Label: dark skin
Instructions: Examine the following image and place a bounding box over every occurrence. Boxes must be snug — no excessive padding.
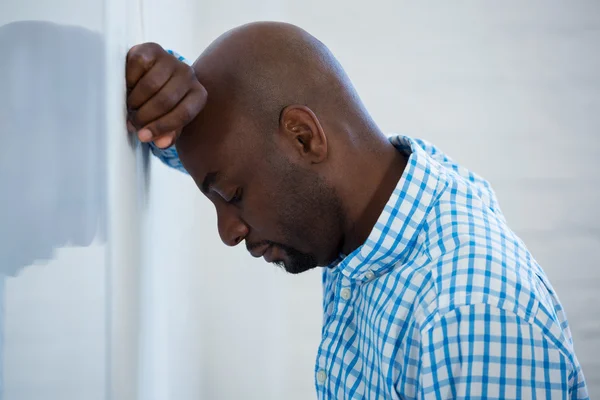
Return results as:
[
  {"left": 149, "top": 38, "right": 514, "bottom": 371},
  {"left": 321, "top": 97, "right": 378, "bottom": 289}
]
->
[
  {"left": 126, "top": 22, "right": 407, "bottom": 274},
  {"left": 126, "top": 42, "right": 207, "bottom": 148}
]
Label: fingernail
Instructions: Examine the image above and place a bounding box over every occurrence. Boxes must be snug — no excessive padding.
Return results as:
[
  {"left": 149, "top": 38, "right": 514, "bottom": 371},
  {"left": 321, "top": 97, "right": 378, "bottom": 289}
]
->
[
  {"left": 155, "top": 136, "right": 173, "bottom": 148},
  {"left": 138, "top": 128, "right": 152, "bottom": 142}
]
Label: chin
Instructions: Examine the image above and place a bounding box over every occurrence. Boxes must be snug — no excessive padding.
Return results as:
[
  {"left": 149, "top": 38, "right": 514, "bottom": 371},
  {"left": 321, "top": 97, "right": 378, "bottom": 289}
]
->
[
  {"left": 279, "top": 260, "right": 319, "bottom": 275},
  {"left": 267, "top": 244, "right": 320, "bottom": 274}
]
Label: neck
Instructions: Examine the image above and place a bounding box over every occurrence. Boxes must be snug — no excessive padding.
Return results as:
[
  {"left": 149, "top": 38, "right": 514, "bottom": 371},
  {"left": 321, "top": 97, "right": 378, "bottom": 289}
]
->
[{"left": 339, "top": 133, "right": 408, "bottom": 256}]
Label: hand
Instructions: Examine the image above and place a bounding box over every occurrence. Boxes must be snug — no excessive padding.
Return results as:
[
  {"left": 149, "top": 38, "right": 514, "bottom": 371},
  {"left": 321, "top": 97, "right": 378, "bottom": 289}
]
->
[{"left": 126, "top": 43, "right": 207, "bottom": 148}]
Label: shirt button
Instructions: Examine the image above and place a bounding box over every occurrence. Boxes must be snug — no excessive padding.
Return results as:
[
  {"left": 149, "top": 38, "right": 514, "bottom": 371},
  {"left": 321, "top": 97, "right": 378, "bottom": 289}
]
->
[
  {"left": 340, "top": 288, "right": 351, "bottom": 300},
  {"left": 365, "top": 270, "right": 375, "bottom": 280},
  {"left": 317, "top": 369, "right": 327, "bottom": 384}
]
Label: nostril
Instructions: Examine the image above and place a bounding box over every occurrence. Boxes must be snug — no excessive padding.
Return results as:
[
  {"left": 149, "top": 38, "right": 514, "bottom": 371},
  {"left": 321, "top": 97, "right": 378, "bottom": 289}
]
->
[{"left": 233, "top": 236, "right": 243, "bottom": 246}]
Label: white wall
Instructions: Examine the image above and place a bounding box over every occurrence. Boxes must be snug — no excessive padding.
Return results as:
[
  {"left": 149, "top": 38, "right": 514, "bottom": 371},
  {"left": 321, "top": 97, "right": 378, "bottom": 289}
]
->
[
  {"left": 0, "top": 0, "right": 145, "bottom": 399},
  {"left": 145, "top": 1, "right": 600, "bottom": 399},
  {"left": 0, "top": 6, "right": 109, "bottom": 400}
]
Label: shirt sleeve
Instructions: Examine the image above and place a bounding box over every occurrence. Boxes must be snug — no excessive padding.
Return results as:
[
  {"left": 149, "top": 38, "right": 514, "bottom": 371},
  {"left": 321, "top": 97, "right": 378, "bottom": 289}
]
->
[
  {"left": 146, "top": 49, "right": 191, "bottom": 175},
  {"left": 417, "top": 304, "right": 578, "bottom": 400}
]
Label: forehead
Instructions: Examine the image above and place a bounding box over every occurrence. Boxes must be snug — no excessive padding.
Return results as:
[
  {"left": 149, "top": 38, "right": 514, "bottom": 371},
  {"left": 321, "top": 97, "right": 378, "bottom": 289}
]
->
[{"left": 176, "top": 121, "right": 260, "bottom": 187}]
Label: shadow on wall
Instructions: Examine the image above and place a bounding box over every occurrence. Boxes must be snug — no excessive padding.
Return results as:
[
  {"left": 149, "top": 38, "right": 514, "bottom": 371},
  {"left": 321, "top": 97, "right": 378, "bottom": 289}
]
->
[{"left": 0, "top": 20, "right": 107, "bottom": 275}]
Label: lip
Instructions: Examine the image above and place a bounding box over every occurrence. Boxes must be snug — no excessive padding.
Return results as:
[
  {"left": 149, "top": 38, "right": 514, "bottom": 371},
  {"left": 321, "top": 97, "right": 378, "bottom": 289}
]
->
[
  {"left": 263, "top": 245, "right": 276, "bottom": 263},
  {"left": 249, "top": 244, "right": 270, "bottom": 258}
]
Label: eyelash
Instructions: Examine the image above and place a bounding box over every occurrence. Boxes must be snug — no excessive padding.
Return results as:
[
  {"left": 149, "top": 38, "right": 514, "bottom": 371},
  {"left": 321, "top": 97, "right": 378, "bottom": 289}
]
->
[{"left": 228, "top": 188, "right": 243, "bottom": 205}]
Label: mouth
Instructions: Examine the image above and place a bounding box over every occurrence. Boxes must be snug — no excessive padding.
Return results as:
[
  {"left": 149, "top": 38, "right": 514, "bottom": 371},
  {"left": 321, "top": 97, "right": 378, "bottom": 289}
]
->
[
  {"left": 263, "top": 245, "right": 276, "bottom": 263},
  {"left": 249, "top": 243, "right": 271, "bottom": 258}
]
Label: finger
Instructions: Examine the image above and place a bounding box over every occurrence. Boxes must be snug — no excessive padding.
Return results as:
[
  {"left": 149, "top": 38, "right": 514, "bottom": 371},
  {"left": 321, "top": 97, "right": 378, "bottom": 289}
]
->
[
  {"left": 138, "top": 87, "right": 206, "bottom": 141},
  {"left": 127, "top": 61, "right": 174, "bottom": 111},
  {"left": 153, "top": 132, "right": 177, "bottom": 149},
  {"left": 138, "top": 128, "right": 176, "bottom": 146},
  {"left": 125, "top": 43, "right": 162, "bottom": 90},
  {"left": 129, "top": 71, "right": 191, "bottom": 129}
]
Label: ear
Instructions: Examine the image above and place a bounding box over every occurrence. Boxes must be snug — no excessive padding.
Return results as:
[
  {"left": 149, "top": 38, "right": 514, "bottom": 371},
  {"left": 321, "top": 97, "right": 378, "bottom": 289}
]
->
[{"left": 278, "top": 105, "right": 328, "bottom": 164}]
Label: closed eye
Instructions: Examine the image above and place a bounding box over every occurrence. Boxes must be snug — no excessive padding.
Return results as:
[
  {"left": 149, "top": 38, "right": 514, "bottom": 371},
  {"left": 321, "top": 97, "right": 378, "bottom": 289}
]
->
[{"left": 228, "top": 188, "right": 243, "bottom": 205}]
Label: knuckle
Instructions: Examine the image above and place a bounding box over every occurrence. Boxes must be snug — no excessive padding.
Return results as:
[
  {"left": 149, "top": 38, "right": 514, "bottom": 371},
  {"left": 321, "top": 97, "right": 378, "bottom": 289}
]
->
[
  {"left": 180, "top": 102, "right": 196, "bottom": 122},
  {"left": 145, "top": 42, "right": 163, "bottom": 53},
  {"left": 174, "top": 63, "right": 194, "bottom": 82},
  {"left": 128, "top": 43, "right": 163, "bottom": 66},
  {"left": 127, "top": 44, "right": 142, "bottom": 58},
  {"left": 196, "top": 82, "right": 208, "bottom": 100},
  {"left": 183, "top": 64, "right": 196, "bottom": 77},
  {"left": 128, "top": 49, "right": 152, "bottom": 67},
  {"left": 190, "top": 78, "right": 205, "bottom": 92},
  {"left": 190, "top": 85, "right": 207, "bottom": 107}
]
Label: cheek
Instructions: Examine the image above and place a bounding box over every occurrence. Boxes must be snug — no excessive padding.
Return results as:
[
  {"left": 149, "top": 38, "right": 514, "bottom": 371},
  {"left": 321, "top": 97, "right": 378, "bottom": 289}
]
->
[
  {"left": 244, "top": 156, "right": 340, "bottom": 249},
  {"left": 241, "top": 185, "right": 299, "bottom": 243},
  {"left": 255, "top": 203, "right": 291, "bottom": 236},
  {"left": 268, "top": 191, "right": 328, "bottom": 246}
]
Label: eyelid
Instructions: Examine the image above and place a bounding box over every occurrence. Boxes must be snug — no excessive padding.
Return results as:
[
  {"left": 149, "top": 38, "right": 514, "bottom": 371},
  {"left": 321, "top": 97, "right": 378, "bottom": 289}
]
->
[{"left": 228, "top": 188, "right": 243, "bottom": 204}]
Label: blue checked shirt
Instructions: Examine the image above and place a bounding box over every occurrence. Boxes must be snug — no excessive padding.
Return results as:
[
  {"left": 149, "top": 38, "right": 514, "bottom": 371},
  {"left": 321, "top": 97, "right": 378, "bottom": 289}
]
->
[{"left": 152, "top": 52, "right": 589, "bottom": 400}]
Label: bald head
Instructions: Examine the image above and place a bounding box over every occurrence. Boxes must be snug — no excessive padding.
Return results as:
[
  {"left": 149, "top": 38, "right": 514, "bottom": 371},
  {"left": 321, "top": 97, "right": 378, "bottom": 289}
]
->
[
  {"left": 176, "top": 22, "right": 404, "bottom": 274},
  {"left": 180, "top": 22, "right": 370, "bottom": 147}
]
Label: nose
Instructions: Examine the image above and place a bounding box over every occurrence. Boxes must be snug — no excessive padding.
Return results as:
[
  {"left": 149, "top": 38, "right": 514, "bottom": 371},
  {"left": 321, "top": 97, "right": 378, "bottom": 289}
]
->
[{"left": 217, "top": 207, "right": 249, "bottom": 247}]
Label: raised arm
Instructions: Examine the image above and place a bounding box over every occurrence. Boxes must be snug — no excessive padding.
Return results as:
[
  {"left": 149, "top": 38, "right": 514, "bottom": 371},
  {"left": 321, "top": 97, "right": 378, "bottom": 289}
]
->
[{"left": 126, "top": 44, "right": 205, "bottom": 174}]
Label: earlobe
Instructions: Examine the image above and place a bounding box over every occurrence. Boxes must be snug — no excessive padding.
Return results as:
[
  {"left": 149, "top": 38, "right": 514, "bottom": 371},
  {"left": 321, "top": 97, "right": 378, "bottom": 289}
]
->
[{"left": 279, "top": 105, "right": 328, "bottom": 164}]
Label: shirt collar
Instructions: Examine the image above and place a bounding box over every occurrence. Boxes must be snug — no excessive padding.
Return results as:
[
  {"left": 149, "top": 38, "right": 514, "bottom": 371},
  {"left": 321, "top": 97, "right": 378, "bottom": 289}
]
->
[{"left": 330, "top": 135, "right": 443, "bottom": 280}]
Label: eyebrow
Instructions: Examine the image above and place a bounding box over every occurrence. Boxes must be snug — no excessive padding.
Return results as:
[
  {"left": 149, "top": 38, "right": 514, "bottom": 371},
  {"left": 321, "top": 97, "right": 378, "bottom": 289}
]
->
[{"left": 201, "top": 171, "right": 219, "bottom": 194}]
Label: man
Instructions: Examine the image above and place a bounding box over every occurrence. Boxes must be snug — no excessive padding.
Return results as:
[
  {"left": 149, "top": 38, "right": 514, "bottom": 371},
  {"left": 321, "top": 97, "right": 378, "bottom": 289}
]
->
[{"left": 126, "top": 22, "right": 588, "bottom": 399}]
